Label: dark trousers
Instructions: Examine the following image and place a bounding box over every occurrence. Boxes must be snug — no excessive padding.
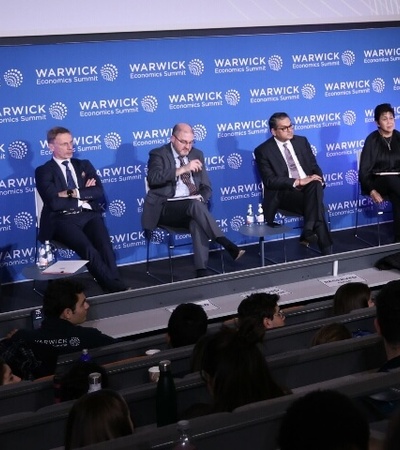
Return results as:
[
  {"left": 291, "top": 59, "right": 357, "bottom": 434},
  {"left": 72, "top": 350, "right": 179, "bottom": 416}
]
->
[
  {"left": 158, "top": 199, "right": 223, "bottom": 269},
  {"left": 53, "top": 210, "right": 125, "bottom": 292},
  {"left": 276, "top": 180, "right": 332, "bottom": 250}
]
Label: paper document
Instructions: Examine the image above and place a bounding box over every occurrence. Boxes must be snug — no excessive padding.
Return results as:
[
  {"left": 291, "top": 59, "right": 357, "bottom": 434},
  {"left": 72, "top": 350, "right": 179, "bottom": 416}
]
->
[
  {"left": 42, "top": 260, "right": 88, "bottom": 274},
  {"left": 167, "top": 195, "right": 202, "bottom": 202}
]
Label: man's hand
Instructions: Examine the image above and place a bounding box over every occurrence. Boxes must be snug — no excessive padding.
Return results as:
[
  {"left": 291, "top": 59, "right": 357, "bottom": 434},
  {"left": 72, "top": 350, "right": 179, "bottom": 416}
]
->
[
  {"left": 176, "top": 159, "right": 203, "bottom": 176},
  {"left": 296, "top": 174, "right": 323, "bottom": 187},
  {"left": 370, "top": 189, "right": 384, "bottom": 203},
  {"left": 85, "top": 178, "right": 96, "bottom": 187}
]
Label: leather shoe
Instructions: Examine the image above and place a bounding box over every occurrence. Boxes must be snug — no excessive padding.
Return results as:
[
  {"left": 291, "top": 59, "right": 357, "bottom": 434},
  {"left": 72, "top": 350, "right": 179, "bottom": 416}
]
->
[
  {"left": 299, "top": 231, "right": 318, "bottom": 247},
  {"left": 267, "top": 222, "right": 282, "bottom": 228},
  {"left": 321, "top": 246, "right": 333, "bottom": 256},
  {"left": 196, "top": 269, "right": 209, "bottom": 278}
]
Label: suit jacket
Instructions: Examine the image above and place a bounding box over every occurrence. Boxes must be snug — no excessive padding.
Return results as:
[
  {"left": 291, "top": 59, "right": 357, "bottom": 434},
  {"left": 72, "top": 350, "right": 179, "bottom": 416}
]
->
[
  {"left": 254, "top": 135, "right": 323, "bottom": 222},
  {"left": 35, "top": 158, "right": 105, "bottom": 241},
  {"left": 141, "top": 143, "right": 212, "bottom": 230}
]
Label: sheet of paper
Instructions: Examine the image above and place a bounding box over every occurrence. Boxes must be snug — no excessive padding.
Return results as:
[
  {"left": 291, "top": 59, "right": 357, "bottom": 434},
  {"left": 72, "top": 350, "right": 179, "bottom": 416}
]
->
[
  {"left": 167, "top": 195, "right": 202, "bottom": 202},
  {"left": 42, "top": 260, "right": 88, "bottom": 274}
]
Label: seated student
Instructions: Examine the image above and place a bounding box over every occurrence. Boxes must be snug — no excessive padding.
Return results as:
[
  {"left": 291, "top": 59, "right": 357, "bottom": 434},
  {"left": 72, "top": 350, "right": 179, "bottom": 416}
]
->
[
  {"left": 167, "top": 303, "right": 208, "bottom": 348},
  {"left": 10, "top": 279, "right": 116, "bottom": 359},
  {"left": 333, "top": 282, "right": 374, "bottom": 315},
  {"left": 277, "top": 390, "right": 370, "bottom": 450},
  {"left": 0, "top": 357, "right": 21, "bottom": 385},
  {"left": 311, "top": 322, "right": 352, "bottom": 347},
  {"left": 237, "top": 292, "right": 286, "bottom": 334},
  {"left": 184, "top": 324, "right": 288, "bottom": 417},
  {"left": 65, "top": 389, "right": 134, "bottom": 450},
  {"left": 359, "top": 280, "right": 400, "bottom": 420}
]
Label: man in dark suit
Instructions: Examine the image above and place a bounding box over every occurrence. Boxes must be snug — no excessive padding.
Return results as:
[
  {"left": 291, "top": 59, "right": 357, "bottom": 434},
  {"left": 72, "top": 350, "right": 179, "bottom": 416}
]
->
[
  {"left": 35, "top": 126, "right": 126, "bottom": 293},
  {"left": 254, "top": 112, "right": 332, "bottom": 255},
  {"left": 142, "top": 122, "right": 245, "bottom": 277}
]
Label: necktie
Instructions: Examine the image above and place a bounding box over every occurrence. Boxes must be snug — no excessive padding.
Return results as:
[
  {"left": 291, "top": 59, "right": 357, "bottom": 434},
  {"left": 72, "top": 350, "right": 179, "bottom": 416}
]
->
[
  {"left": 62, "top": 160, "right": 77, "bottom": 189},
  {"left": 283, "top": 143, "right": 300, "bottom": 179},
  {"left": 178, "top": 156, "right": 197, "bottom": 195}
]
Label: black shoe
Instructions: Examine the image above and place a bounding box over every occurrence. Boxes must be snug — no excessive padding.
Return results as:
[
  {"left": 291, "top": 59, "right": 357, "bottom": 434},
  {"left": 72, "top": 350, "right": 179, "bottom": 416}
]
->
[
  {"left": 299, "top": 231, "right": 318, "bottom": 247},
  {"left": 321, "top": 246, "right": 333, "bottom": 256},
  {"left": 196, "top": 269, "right": 209, "bottom": 278},
  {"left": 267, "top": 222, "right": 282, "bottom": 228}
]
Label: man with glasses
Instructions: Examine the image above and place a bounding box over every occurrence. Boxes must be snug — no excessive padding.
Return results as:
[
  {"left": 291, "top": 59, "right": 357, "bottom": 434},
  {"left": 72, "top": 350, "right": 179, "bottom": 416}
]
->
[
  {"left": 255, "top": 112, "right": 332, "bottom": 255},
  {"left": 142, "top": 122, "right": 245, "bottom": 277},
  {"left": 35, "top": 126, "right": 127, "bottom": 293}
]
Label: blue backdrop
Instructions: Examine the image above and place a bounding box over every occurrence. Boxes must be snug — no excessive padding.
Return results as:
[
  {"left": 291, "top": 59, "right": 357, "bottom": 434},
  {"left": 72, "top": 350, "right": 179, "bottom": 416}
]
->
[{"left": 1, "top": 26, "right": 399, "bottom": 282}]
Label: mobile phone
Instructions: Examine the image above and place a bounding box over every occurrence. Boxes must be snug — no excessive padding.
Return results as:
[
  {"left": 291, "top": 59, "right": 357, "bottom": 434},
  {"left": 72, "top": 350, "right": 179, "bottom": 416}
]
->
[{"left": 31, "top": 308, "right": 44, "bottom": 330}]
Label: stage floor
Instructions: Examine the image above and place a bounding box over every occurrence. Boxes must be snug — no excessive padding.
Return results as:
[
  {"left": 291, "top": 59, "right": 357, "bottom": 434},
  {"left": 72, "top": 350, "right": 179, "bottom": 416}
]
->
[{"left": 0, "top": 224, "right": 394, "bottom": 313}]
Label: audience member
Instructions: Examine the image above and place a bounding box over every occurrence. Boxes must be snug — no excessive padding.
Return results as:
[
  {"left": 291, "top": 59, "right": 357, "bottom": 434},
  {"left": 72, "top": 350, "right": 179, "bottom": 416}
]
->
[
  {"left": 186, "top": 325, "right": 287, "bottom": 417},
  {"left": 167, "top": 303, "right": 208, "bottom": 348},
  {"left": 237, "top": 292, "right": 285, "bottom": 335},
  {"left": 11, "top": 279, "right": 116, "bottom": 359},
  {"left": 59, "top": 360, "right": 109, "bottom": 402},
  {"left": 64, "top": 389, "right": 134, "bottom": 449},
  {"left": 333, "top": 282, "right": 374, "bottom": 315},
  {"left": 361, "top": 280, "right": 400, "bottom": 419},
  {"left": 311, "top": 323, "right": 352, "bottom": 346},
  {"left": 0, "top": 357, "right": 21, "bottom": 385},
  {"left": 277, "top": 390, "right": 370, "bottom": 450}
]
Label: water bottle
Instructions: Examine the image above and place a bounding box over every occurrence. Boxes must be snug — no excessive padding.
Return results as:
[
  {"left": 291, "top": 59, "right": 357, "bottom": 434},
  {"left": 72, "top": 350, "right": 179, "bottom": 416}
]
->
[
  {"left": 256, "top": 203, "right": 264, "bottom": 224},
  {"left": 172, "top": 420, "right": 197, "bottom": 449},
  {"left": 156, "top": 360, "right": 178, "bottom": 427},
  {"left": 36, "top": 240, "right": 56, "bottom": 270},
  {"left": 246, "top": 204, "right": 255, "bottom": 226},
  {"left": 53, "top": 374, "right": 62, "bottom": 404},
  {"left": 87, "top": 372, "right": 102, "bottom": 393},
  {"left": 79, "top": 348, "right": 92, "bottom": 362}
]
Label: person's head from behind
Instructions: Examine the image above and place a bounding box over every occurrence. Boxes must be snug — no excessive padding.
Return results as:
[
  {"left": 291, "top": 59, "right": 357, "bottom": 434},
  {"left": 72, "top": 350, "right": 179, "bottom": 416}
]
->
[
  {"left": 0, "top": 357, "right": 21, "bottom": 386},
  {"left": 237, "top": 292, "right": 285, "bottom": 332},
  {"left": 65, "top": 389, "right": 134, "bottom": 450},
  {"left": 60, "top": 361, "right": 109, "bottom": 402},
  {"left": 43, "top": 279, "right": 89, "bottom": 325},
  {"left": 375, "top": 280, "right": 400, "bottom": 349},
  {"left": 333, "top": 282, "right": 373, "bottom": 315},
  {"left": 167, "top": 303, "right": 208, "bottom": 348},
  {"left": 278, "top": 390, "right": 369, "bottom": 450},
  {"left": 200, "top": 326, "right": 285, "bottom": 412},
  {"left": 311, "top": 323, "right": 352, "bottom": 347}
]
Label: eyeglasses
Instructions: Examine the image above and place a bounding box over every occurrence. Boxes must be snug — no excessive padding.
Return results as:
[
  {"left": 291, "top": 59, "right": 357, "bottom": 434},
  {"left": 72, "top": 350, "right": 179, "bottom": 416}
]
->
[
  {"left": 53, "top": 141, "right": 74, "bottom": 148},
  {"left": 276, "top": 124, "right": 294, "bottom": 132},
  {"left": 274, "top": 310, "right": 285, "bottom": 319},
  {"left": 173, "top": 135, "right": 195, "bottom": 146}
]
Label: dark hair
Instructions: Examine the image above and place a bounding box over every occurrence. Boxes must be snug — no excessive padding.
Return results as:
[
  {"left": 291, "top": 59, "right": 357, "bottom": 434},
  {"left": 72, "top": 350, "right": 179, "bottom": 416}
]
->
[
  {"left": 268, "top": 112, "right": 290, "bottom": 131},
  {"left": 167, "top": 303, "right": 208, "bottom": 348},
  {"left": 278, "top": 390, "right": 369, "bottom": 450},
  {"left": 200, "top": 326, "right": 286, "bottom": 412},
  {"left": 375, "top": 280, "right": 400, "bottom": 345},
  {"left": 64, "top": 389, "right": 133, "bottom": 450},
  {"left": 311, "top": 323, "right": 352, "bottom": 347},
  {"left": 42, "top": 279, "right": 85, "bottom": 318},
  {"left": 60, "top": 361, "right": 109, "bottom": 402},
  {"left": 237, "top": 292, "right": 279, "bottom": 328},
  {"left": 47, "top": 126, "right": 71, "bottom": 143},
  {"left": 333, "top": 282, "right": 371, "bottom": 315},
  {"left": 374, "top": 103, "right": 395, "bottom": 122}
]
